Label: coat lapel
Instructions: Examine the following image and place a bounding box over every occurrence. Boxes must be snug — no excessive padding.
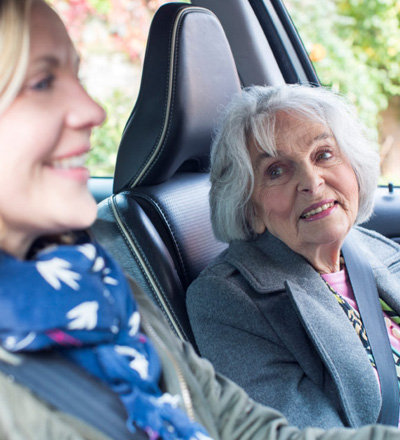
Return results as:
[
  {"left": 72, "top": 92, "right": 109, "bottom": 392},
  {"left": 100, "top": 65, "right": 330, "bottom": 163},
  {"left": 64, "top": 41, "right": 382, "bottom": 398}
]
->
[
  {"left": 226, "top": 231, "right": 382, "bottom": 427},
  {"left": 286, "top": 279, "right": 381, "bottom": 426}
]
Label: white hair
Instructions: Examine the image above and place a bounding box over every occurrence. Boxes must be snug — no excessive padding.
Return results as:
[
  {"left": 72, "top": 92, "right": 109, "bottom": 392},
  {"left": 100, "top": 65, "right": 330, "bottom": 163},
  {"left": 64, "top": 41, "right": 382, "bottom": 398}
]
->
[{"left": 210, "top": 84, "right": 380, "bottom": 243}]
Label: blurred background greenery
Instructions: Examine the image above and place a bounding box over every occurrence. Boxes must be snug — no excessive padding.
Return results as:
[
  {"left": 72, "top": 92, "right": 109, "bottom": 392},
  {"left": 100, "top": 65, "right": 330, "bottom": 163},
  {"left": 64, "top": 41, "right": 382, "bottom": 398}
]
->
[
  {"left": 50, "top": 0, "right": 184, "bottom": 176},
  {"left": 51, "top": 0, "right": 400, "bottom": 184},
  {"left": 286, "top": 0, "right": 400, "bottom": 184}
]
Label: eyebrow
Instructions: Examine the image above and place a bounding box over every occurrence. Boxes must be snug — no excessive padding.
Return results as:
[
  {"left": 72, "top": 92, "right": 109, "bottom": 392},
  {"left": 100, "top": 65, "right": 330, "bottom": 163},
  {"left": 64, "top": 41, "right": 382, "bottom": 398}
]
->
[
  {"left": 253, "top": 151, "right": 273, "bottom": 175},
  {"left": 31, "top": 51, "right": 80, "bottom": 71},
  {"left": 33, "top": 55, "right": 60, "bottom": 67},
  {"left": 313, "top": 132, "right": 332, "bottom": 142},
  {"left": 252, "top": 132, "right": 334, "bottom": 170}
]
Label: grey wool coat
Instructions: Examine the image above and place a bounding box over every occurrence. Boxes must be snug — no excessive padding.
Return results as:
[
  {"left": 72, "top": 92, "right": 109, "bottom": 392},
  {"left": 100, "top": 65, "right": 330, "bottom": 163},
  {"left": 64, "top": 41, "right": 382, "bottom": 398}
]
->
[{"left": 187, "top": 226, "right": 400, "bottom": 430}]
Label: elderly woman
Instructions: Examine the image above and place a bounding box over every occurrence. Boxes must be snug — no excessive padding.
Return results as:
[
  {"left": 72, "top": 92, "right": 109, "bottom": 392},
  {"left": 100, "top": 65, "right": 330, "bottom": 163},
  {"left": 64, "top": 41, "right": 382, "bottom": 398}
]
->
[
  {"left": 3, "top": 2, "right": 397, "bottom": 439},
  {"left": 187, "top": 84, "right": 400, "bottom": 430}
]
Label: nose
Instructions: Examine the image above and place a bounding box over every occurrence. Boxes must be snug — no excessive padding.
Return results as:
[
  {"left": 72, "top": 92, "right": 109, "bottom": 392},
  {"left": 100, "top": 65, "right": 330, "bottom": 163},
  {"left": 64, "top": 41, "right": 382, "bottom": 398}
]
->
[
  {"left": 297, "top": 163, "right": 324, "bottom": 195},
  {"left": 66, "top": 82, "right": 107, "bottom": 129}
]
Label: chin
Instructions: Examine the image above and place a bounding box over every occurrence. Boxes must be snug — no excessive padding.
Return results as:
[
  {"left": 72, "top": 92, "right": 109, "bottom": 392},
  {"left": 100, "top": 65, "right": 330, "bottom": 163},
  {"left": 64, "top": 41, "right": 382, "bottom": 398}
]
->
[
  {"left": 63, "top": 201, "right": 98, "bottom": 231},
  {"left": 77, "top": 208, "right": 98, "bottom": 229},
  {"left": 47, "top": 190, "right": 97, "bottom": 233}
]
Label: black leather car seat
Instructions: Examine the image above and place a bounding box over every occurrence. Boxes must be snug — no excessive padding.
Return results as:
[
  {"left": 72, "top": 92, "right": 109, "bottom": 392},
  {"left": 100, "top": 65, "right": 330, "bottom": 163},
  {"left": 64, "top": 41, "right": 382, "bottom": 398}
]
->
[{"left": 93, "top": 2, "right": 241, "bottom": 347}]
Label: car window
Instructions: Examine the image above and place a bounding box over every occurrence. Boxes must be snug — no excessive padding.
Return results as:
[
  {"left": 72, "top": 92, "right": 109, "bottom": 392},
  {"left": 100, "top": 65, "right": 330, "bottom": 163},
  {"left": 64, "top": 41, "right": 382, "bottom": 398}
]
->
[
  {"left": 284, "top": 0, "right": 400, "bottom": 185},
  {"left": 52, "top": 0, "right": 399, "bottom": 186},
  {"left": 50, "top": 0, "right": 190, "bottom": 177}
]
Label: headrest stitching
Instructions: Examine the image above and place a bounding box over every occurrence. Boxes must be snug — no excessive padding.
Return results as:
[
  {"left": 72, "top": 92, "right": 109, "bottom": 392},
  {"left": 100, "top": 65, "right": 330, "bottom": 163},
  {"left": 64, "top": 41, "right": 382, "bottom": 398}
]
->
[{"left": 130, "top": 7, "right": 217, "bottom": 188}]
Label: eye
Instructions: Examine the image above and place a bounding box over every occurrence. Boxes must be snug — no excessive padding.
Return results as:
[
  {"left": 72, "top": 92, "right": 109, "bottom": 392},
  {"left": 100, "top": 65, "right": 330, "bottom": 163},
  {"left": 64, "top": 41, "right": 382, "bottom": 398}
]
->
[
  {"left": 316, "top": 150, "right": 333, "bottom": 161},
  {"left": 31, "top": 74, "right": 55, "bottom": 91},
  {"left": 267, "top": 164, "right": 286, "bottom": 180}
]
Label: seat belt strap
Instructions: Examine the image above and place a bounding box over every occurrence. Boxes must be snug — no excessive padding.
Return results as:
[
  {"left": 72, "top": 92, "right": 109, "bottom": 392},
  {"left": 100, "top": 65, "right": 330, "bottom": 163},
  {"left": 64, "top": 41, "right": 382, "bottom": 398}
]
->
[
  {"left": 342, "top": 235, "right": 399, "bottom": 426},
  {"left": 0, "top": 351, "right": 147, "bottom": 439}
]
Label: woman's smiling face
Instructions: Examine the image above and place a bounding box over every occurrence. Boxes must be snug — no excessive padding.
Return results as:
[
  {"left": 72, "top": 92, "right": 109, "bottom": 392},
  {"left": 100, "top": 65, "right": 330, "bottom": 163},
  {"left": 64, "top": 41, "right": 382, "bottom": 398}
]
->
[
  {"left": 0, "top": 0, "right": 106, "bottom": 258},
  {"left": 250, "top": 111, "right": 359, "bottom": 271}
]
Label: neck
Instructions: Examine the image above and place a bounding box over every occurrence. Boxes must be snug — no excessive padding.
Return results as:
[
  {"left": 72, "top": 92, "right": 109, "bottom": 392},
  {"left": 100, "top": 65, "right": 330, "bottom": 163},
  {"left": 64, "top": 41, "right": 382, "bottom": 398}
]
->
[
  {"left": 295, "top": 242, "right": 344, "bottom": 274},
  {"left": 0, "top": 234, "right": 35, "bottom": 260}
]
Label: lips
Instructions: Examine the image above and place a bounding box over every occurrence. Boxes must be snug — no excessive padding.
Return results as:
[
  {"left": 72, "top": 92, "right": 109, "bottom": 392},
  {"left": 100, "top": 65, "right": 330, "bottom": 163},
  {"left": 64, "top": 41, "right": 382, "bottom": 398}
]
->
[{"left": 300, "top": 201, "right": 336, "bottom": 219}]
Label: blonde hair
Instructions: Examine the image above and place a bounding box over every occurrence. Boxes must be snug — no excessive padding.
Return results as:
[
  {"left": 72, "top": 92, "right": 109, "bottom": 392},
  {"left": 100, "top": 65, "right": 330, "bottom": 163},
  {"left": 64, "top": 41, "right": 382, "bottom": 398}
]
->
[{"left": 0, "top": 0, "right": 32, "bottom": 114}]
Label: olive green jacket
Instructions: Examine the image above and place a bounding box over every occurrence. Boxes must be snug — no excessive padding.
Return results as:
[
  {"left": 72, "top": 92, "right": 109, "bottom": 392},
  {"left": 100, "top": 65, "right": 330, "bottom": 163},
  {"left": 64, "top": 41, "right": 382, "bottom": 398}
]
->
[{"left": 0, "top": 278, "right": 399, "bottom": 440}]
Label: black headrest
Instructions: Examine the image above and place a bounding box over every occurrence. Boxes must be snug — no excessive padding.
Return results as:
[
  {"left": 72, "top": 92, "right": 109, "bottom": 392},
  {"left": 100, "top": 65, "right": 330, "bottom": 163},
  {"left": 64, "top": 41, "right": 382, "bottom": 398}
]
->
[{"left": 113, "top": 3, "right": 241, "bottom": 193}]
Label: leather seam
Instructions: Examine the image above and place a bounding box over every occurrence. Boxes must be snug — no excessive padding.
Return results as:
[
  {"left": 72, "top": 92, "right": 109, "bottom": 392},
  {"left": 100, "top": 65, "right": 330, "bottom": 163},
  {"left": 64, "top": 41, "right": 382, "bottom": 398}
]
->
[
  {"left": 108, "top": 196, "right": 188, "bottom": 340},
  {"left": 133, "top": 193, "right": 189, "bottom": 284},
  {"left": 133, "top": 7, "right": 217, "bottom": 187}
]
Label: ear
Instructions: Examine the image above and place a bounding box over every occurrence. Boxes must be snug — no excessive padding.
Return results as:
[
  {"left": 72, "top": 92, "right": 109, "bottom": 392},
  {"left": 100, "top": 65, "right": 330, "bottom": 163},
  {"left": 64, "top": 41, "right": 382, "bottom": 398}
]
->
[
  {"left": 252, "top": 215, "right": 266, "bottom": 235},
  {"left": 249, "top": 200, "right": 266, "bottom": 235}
]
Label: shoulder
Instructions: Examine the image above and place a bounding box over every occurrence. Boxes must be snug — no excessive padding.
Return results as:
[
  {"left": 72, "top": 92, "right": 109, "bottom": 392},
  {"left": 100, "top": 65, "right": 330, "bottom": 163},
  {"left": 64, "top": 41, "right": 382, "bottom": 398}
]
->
[
  {"left": 188, "top": 231, "right": 316, "bottom": 299},
  {"left": 186, "top": 241, "right": 257, "bottom": 306},
  {"left": 127, "top": 276, "right": 171, "bottom": 326},
  {"left": 351, "top": 226, "right": 400, "bottom": 267},
  {"left": 186, "top": 241, "right": 272, "bottom": 329},
  {"left": 186, "top": 244, "right": 241, "bottom": 295}
]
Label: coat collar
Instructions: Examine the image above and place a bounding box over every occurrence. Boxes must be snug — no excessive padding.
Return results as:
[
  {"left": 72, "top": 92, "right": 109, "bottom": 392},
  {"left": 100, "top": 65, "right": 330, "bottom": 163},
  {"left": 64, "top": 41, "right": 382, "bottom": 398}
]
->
[
  {"left": 225, "top": 229, "right": 383, "bottom": 427},
  {"left": 226, "top": 230, "right": 317, "bottom": 293}
]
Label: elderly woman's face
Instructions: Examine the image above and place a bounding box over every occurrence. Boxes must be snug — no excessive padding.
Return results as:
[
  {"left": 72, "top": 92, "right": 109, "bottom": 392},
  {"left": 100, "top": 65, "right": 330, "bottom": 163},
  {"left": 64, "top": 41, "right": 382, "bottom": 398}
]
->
[
  {"left": 250, "top": 112, "right": 359, "bottom": 258},
  {"left": 0, "top": 0, "right": 105, "bottom": 257}
]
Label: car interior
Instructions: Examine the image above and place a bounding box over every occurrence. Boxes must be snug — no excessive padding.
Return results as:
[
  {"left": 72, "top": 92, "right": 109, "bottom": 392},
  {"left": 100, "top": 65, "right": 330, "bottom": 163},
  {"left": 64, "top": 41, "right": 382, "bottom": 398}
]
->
[
  {"left": 91, "top": 0, "right": 400, "bottom": 345},
  {"left": 1, "top": 2, "right": 400, "bottom": 437}
]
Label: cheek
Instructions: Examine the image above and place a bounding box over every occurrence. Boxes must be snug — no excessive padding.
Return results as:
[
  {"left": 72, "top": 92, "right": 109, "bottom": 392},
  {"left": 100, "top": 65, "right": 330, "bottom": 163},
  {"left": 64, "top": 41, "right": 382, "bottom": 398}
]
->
[
  {"left": 253, "top": 186, "right": 293, "bottom": 226},
  {"left": 336, "top": 166, "right": 359, "bottom": 212},
  {"left": 0, "top": 99, "right": 63, "bottom": 143},
  {"left": 0, "top": 150, "right": 30, "bottom": 203},
  {"left": 0, "top": 115, "right": 56, "bottom": 170}
]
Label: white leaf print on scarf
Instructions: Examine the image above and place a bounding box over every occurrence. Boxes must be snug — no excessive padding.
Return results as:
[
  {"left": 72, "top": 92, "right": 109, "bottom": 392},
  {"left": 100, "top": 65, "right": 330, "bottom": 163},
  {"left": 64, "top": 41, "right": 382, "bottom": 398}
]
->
[
  {"left": 67, "top": 301, "right": 99, "bottom": 330},
  {"left": 93, "top": 256, "right": 105, "bottom": 272},
  {"left": 155, "top": 393, "right": 181, "bottom": 408},
  {"left": 115, "top": 345, "right": 149, "bottom": 379},
  {"left": 3, "top": 332, "right": 36, "bottom": 351},
  {"left": 36, "top": 258, "right": 81, "bottom": 290},
  {"left": 128, "top": 311, "right": 140, "bottom": 336},
  {"left": 78, "top": 244, "right": 118, "bottom": 285},
  {"left": 77, "top": 244, "right": 97, "bottom": 261}
]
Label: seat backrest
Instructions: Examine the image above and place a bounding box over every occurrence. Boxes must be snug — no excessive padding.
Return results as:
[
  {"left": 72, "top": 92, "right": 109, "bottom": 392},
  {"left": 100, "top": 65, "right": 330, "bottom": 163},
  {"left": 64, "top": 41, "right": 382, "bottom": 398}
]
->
[{"left": 93, "top": 2, "right": 241, "bottom": 346}]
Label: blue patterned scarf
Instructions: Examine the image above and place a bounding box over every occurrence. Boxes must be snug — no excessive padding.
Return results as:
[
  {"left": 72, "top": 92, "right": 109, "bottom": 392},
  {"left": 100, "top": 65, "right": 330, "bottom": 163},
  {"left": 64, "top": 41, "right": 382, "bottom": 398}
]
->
[{"left": 0, "top": 234, "right": 211, "bottom": 440}]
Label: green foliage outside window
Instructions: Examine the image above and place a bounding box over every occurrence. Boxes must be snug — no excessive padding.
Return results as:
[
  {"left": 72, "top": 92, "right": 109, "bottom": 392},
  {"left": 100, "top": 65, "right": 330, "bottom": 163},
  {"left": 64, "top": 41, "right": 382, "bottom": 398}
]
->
[
  {"left": 50, "top": 0, "right": 188, "bottom": 176},
  {"left": 285, "top": 0, "right": 400, "bottom": 183},
  {"left": 52, "top": 0, "right": 400, "bottom": 181}
]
